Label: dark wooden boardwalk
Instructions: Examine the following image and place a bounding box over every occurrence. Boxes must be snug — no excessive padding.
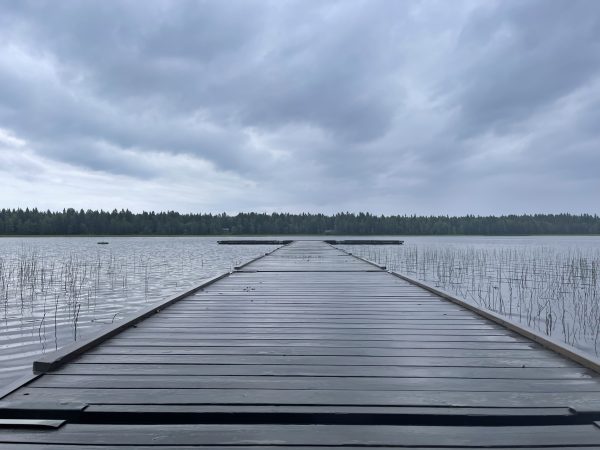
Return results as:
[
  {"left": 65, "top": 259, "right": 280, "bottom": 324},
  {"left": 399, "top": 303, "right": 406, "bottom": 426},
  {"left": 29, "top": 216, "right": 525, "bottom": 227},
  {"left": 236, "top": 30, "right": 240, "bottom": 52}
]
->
[{"left": 3, "top": 240, "right": 600, "bottom": 448}]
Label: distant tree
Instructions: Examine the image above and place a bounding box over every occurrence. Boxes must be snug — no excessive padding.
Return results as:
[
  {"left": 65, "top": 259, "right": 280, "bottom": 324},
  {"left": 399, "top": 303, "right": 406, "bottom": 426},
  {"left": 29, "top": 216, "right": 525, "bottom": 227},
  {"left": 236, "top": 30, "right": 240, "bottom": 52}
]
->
[{"left": 0, "top": 209, "right": 599, "bottom": 236}]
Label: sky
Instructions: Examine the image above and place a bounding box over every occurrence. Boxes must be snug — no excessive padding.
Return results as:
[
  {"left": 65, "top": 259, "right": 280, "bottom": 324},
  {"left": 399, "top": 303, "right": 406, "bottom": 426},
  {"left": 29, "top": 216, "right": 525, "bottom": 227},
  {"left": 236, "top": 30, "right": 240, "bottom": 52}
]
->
[{"left": 0, "top": 0, "right": 599, "bottom": 215}]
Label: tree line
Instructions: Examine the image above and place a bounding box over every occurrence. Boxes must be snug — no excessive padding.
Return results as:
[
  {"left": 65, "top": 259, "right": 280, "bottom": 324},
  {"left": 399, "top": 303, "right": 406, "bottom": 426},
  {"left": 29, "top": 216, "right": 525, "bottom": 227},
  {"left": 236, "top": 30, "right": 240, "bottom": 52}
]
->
[{"left": 0, "top": 209, "right": 599, "bottom": 235}]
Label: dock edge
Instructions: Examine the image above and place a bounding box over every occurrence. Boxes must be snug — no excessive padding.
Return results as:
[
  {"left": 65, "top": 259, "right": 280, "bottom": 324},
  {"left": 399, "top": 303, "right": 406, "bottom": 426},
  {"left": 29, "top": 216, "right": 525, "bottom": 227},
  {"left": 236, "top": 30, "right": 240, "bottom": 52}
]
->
[
  {"left": 332, "top": 243, "right": 600, "bottom": 376},
  {"left": 391, "top": 271, "right": 600, "bottom": 375}
]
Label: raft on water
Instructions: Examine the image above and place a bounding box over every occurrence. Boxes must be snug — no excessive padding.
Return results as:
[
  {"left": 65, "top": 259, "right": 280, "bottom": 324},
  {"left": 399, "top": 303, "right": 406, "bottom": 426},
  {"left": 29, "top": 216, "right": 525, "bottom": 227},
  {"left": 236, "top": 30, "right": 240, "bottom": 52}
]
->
[
  {"left": 323, "top": 239, "right": 403, "bottom": 245},
  {"left": 217, "top": 240, "right": 294, "bottom": 245}
]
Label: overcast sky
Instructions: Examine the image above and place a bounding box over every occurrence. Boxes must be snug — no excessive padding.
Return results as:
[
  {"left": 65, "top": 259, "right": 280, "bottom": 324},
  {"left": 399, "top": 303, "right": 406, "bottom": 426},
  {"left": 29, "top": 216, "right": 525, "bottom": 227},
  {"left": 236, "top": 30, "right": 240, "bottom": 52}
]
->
[{"left": 0, "top": 0, "right": 598, "bottom": 215}]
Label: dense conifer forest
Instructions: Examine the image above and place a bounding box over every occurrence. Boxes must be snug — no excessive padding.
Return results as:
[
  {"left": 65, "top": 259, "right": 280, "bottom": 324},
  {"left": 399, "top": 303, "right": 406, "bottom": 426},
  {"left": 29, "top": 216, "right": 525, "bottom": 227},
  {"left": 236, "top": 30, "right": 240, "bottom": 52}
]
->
[{"left": 0, "top": 209, "right": 598, "bottom": 235}]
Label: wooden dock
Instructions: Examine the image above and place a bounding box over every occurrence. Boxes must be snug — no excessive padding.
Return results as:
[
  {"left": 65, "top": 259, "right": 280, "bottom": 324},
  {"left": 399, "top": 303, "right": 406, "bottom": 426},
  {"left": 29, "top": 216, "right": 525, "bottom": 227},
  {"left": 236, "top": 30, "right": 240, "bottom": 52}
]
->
[{"left": 2, "top": 240, "right": 600, "bottom": 448}]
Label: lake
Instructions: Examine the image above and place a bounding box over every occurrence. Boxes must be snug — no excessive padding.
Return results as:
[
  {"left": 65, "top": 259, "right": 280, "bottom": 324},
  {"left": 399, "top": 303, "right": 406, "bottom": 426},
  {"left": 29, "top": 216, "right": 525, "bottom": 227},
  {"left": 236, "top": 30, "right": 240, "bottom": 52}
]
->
[
  {"left": 1, "top": 235, "right": 599, "bottom": 387},
  {"left": 341, "top": 236, "right": 600, "bottom": 357},
  {"left": 0, "top": 236, "right": 278, "bottom": 385}
]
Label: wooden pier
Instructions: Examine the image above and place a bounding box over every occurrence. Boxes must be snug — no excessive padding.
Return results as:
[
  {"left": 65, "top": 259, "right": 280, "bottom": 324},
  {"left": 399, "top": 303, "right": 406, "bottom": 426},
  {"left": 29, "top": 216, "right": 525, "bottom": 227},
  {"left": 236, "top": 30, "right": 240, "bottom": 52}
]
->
[{"left": 2, "top": 240, "right": 600, "bottom": 448}]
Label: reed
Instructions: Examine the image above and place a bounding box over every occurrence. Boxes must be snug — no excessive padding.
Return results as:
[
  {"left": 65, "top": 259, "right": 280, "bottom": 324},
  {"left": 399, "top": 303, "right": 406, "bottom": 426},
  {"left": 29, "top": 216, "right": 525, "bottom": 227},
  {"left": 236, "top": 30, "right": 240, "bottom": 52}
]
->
[
  {"left": 345, "top": 243, "right": 600, "bottom": 355},
  {"left": 0, "top": 238, "right": 277, "bottom": 372}
]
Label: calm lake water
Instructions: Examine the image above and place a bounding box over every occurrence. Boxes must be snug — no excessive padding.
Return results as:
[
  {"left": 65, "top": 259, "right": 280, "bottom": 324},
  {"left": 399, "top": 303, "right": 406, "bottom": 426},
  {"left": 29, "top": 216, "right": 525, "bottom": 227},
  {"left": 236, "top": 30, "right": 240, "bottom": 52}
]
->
[
  {"left": 0, "top": 236, "right": 277, "bottom": 385},
  {"left": 342, "top": 236, "right": 600, "bottom": 357},
  {"left": 1, "top": 235, "right": 600, "bottom": 387}
]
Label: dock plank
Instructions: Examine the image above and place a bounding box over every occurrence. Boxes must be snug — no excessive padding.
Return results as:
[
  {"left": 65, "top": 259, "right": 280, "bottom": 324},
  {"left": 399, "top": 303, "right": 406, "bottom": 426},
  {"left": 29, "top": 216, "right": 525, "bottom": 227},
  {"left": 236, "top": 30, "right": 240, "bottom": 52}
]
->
[
  {"left": 48, "top": 363, "right": 594, "bottom": 379},
  {"left": 2, "top": 423, "right": 600, "bottom": 447}
]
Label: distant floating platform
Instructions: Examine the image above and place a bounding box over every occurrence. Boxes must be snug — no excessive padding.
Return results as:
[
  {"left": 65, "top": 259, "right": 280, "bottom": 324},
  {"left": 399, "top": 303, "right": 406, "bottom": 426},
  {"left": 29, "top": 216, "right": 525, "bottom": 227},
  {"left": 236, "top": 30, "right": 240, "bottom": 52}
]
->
[
  {"left": 217, "top": 240, "right": 294, "bottom": 245},
  {"left": 324, "top": 239, "right": 404, "bottom": 245},
  {"left": 218, "top": 239, "right": 403, "bottom": 245}
]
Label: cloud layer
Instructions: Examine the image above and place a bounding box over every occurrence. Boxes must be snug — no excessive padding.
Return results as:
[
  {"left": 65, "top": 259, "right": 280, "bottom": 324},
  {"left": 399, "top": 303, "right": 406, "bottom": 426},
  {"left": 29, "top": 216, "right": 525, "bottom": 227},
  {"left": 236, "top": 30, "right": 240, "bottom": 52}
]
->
[{"left": 0, "top": 0, "right": 599, "bottom": 214}]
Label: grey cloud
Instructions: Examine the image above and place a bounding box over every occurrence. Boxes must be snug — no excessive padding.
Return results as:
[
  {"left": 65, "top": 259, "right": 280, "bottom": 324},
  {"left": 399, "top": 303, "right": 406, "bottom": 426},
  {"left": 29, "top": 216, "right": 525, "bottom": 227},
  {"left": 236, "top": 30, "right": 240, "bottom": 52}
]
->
[
  {"left": 1, "top": 1, "right": 405, "bottom": 143},
  {"left": 451, "top": 0, "right": 600, "bottom": 136},
  {"left": 0, "top": 0, "right": 598, "bottom": 214}
]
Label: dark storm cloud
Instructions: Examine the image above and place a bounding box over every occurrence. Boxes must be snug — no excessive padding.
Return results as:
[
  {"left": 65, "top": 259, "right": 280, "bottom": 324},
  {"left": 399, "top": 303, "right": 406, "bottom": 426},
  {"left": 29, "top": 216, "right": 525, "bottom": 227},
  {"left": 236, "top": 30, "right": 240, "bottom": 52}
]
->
[
  {"left": 0, "top": 0, "right": 406, "bottom": 176},
  {"left": 0, "top": 0, "right": 599, "bottom": 213},
  {"left": 451, "top": 0, "right": 600, "bottom": 136}
]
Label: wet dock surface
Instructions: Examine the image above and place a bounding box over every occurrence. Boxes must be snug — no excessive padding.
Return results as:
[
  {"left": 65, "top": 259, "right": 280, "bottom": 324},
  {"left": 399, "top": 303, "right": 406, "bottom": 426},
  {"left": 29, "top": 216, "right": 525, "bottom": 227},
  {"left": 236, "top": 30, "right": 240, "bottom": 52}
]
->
[{"left": 2, "top": 240, "right": 600, "bottom": 448}]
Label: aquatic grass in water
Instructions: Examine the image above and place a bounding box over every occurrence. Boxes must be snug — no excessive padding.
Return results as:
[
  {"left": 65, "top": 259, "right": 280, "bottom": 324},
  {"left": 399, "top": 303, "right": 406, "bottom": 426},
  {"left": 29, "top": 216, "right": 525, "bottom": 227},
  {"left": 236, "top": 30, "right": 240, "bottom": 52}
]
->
[
  {"left": 343, "top": 240, "right": 600, "bottom": 356},
  {"left": 0, "top": 236, "right": 277, "bottom": 384}
]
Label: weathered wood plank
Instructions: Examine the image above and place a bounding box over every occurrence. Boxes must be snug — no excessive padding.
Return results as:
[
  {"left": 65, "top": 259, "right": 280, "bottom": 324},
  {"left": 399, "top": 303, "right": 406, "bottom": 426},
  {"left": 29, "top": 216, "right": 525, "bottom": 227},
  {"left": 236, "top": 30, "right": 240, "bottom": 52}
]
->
[
  {"left": 39, "top": 363, "right": 595, "bottom": 379},
  {"left": 0, "top": 447, "right": 594, "bottom": 450},
  {"left": 71, "top": 353, "right": 574, "bottom": 368},
  {"left": 1, "top": 423, "right": 600, "bottom": 446},
  {"left": 83, "top": 403, "right": 576, "bottom": 417},
  {"left": 0, "top": 446, "right": 593, "bottom": 450},
  {"left": 126, "top": 327, "right": 512, "bottom": 336},
  {"left": 10, "top": 387, "right": 600, "bottom": 409},
  {"left": 135, "top": 321, "right": 501, "bottom": 329},
  {"left": 31, "top": 374, "right": 600, "bottom": 392},
  {"left": 88, "top": 345, "right": 548, "bottom": 358},
  {"left": 102, "top": 338, "right": 539, "bottom": 349},
  {"left": 111, "top": 332, "right": 529, "bottom": 342}
]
